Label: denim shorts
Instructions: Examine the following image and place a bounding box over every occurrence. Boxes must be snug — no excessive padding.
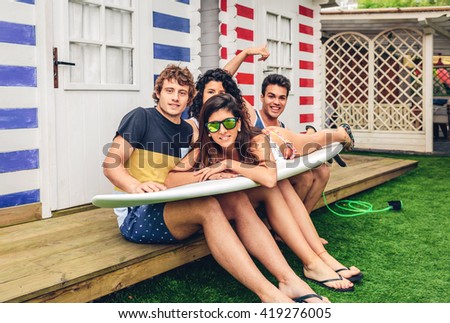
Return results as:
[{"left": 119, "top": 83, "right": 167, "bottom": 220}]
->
[{"left": 119, "top": 203, "right": 179, "bottom": 244}]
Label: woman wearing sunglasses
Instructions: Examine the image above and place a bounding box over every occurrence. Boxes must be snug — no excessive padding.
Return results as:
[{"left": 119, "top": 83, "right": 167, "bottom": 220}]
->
[
  {"left": 166, "top": 93, "right": 358, "bottom": 293},
  {"left": 185, "top": 67, "right": 362, "bottom": 285}
]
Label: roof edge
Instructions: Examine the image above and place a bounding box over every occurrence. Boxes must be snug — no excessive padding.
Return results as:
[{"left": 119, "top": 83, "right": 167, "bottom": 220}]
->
[{"left": 321, "top": 6, "right": 450, "bottom": 15}]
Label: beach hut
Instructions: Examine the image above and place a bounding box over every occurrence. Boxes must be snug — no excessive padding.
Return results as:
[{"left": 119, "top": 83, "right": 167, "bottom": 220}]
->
[
  {"left": 321, "top": 6, "right": 450, "bottom": 153},
  {"left": 0, "top": 0, "right": 329, "bottom": 223}
]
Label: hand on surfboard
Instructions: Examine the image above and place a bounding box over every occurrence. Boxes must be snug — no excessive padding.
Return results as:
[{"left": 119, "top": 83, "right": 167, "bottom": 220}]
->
[
  {"left": 194, "top": 160, "right": 236, "bottom": 182},
  {"left": 132, "top": 181, "right": 167, "bottom": 193},
  {"left": 92, "top": 143, "right": 343, "bottom": 208},
  {"left": 207, "top": 172, "right": 239, "bottom": 181}
]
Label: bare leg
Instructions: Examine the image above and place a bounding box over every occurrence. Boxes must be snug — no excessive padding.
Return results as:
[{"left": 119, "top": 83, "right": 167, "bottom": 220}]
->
[
  {"left": 275, "top": 171, "right": 327, "bottom": 245},
  {"left": 267, "top": 126, "right": 350, "bottom": 156},
  {"left": 164, "top": 197, "right": 293, "bottom": 302},
  {"left": 277, "top": 180, "right": 361, "bottom": 280},
  {"left": 291, "top": 165, "right": 330, "bottom": 214},
  {"left": 303, "top": 127, "right": 332, "bottom": 242},
  {"left": 216, "top": 192, "right": 329, "bottom": 303},
  {"left": 289, "top": 171, "right": 313, "bottom": 202},
  {"left": 246, "top": 185, "right": 354, "bottom": 291},
  {"left": 293, "top": 166, "right": 330, "bottom": 245},
  {"left": 303, "top": 125, "right": 331, "bottom": 214},
  {"left": 272, "top": 171, "right": 310, "bottom": 243}
]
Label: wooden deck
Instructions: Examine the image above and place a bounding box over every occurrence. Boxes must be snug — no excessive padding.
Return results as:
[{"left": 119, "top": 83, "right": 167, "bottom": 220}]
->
[{"left": 0, "top": 154, "right": 418, "bottom": 303}]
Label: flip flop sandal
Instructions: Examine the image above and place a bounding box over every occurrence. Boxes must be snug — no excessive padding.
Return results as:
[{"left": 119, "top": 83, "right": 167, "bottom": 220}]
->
[
  {"left": 306, "top": 274, "right": 355, "bottom": 292},
  {"left": 340, "top": 123, "right": 355, "bottom": 151},
  {"left": 332, "top": 154, "right": 347, "bottom": 167},
  {"left": 335, "top": 267, "right": 364, "bottom": 283},
  {"left": 305, "top": 125, "right": 317, "bottom": 133},
  {"left": 293, "top": 294, "right": 323, "bottom": 303}
]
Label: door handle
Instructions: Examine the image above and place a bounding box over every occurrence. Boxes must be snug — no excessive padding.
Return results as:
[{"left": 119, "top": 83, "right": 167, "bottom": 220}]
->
[
  {"left": 55, "top": 61, "right": 75, "bottom": 66},
  {"left": 53, "top": 48, "right": 75, "bottom": 88}
]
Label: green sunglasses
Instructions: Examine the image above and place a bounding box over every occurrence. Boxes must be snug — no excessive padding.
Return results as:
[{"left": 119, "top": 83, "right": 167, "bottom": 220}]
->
[{"left": 205, "top": 117, "right": 240, "bottom": 133}]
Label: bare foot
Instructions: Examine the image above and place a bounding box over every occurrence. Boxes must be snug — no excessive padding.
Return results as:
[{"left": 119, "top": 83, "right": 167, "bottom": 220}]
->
[
  {"left": 318, "top": 250, "right": 362, "bottom": 281},
  {"left": 336, "top": 126, "right": 350, "bottom": 145},
  {"left": 279, "top": 276, "right": 330, "bottom": 303},
  {"left": 258, "top": 287, "right": 303, "bottom": 303},
  {"left": 320, "top": 237, "right": 328, "bottom": 245},
  {"left": 338, "top": 124, "right": 355, "bottom": 151},
  {"left": 303, "top": 258, "right": 354, "bottom": 291}
]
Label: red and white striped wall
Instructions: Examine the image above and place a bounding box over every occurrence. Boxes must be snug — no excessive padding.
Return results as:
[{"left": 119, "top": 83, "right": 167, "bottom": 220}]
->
[
  {"left": 218, "top": 0, "right": 324, "bottom": 132},
  {"left": 298, "top": 3, "right": 317, "bottom": 130},
  {"left": 219, "top": 0, "right": 256, "bottom": 106}
]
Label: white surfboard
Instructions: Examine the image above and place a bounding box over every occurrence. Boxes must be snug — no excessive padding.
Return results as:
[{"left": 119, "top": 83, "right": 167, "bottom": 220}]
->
[{"left": 92, "top": 143, "right": 343, "bottom": 208}]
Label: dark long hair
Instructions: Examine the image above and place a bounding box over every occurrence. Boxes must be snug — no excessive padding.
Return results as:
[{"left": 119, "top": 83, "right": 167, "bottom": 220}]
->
[
  {"left": 188, "top": 69, "right": 249, "bottom": 121},
  {"left": 195, "top": 93, "right": 261, "bottom": 169}
]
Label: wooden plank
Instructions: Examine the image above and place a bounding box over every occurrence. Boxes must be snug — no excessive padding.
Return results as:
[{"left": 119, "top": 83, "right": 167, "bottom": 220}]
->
[
  {"left": 330, "top": 158, "right": 417, "bottom": 189},
  {"left": 318, "top": 165, "right": 417, "bottom": 209},
  {"left": 0, "top": 209, "right": 113, "bottom": 251},
  {"left": 315, "top": 159, "right": 418, "bottom": 209},
  {"left": 1, "top": 239, "right": 184, "bottom": 302},
  {"left": 24, "top": 238, "right": 211, "bottom": 303},
  {"left": 0, "top": 222, "right": 117, "bottom": 273},
  {"left": 0, "top": 1, "right": 35, "bottom": 26},
  {"left": 52, "top": 204, "right": 99, "bottom": 217},
  {"left": 0, "top": 211, "right": 186, "bottom": 302},
  {"left": 0, "top": 43, "right": 36, "bottom": 66},
  {"left": 0, "top": 203, "right": 41, "bottom": 227},
  {"left": 326, "top": 159, "right": 417, "bottom": 192},
  {"left": 0, "top": 155, "right": 418, "bottom": 303}
]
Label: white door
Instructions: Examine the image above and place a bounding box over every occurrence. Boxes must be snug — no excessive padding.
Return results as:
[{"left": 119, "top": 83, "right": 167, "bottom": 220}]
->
[
  {"left": 51, "top": 0, "right": 153, "bottom": 210},
  {"left": 255, "top": 0, "right": 300, "bottom": 131}
]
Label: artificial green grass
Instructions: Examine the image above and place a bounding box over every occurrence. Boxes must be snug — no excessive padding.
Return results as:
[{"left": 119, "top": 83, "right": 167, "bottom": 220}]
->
[{"left": 95, "top": 153, "right": 450, "bottom": 303}]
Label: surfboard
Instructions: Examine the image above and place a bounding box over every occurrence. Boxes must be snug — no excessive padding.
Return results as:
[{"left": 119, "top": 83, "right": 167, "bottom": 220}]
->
[{"left": 92, "top": 143, "right": 343, "bottom": 208}]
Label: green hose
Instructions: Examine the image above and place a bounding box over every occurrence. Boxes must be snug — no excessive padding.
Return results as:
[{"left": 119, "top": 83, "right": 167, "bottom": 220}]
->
[{"left": 322, "top": 192, "right": 399, "bottom": 217}]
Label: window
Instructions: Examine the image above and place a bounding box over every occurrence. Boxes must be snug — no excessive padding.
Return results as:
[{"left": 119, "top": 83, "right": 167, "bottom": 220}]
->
[
  {"left": 265, "top": 12, "right": 292, "bottom": 80},
  {"left": 66, "top": 0, "right": 136, "bottom": 90}
]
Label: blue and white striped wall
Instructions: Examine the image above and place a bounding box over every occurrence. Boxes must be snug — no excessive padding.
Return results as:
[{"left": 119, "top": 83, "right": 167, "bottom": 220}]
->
[
  {"left": 152, "top": 0, "right": 201, "bottom": 81},
  {"left": 0, "top": 0, "right": 40, "bottom": 209}
]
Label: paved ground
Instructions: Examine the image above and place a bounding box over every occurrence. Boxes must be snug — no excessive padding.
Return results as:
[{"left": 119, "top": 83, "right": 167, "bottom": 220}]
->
[{"left": 434, "top": 138, "right": 450, "bottom": 156}]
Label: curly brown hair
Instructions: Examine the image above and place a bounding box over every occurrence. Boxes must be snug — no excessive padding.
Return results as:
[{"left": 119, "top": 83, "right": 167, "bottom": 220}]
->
[
  {"left": 152, "top": 64, "right": 195, "bottom": 106},
  {"left": 188, "top": 68, "right": 249, "bottom": 122}
]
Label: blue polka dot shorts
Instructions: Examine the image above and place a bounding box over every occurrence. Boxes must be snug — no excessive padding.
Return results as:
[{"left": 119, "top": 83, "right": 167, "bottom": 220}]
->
[{"left": 119, "top": 203, "right": 179, "bottom": 244}]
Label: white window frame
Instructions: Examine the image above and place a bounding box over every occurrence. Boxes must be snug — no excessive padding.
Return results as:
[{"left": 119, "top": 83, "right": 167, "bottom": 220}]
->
[
  {"left": 263, "top": 10, "right": 294, "bottom": 85},
  {"left": 61, "top": 0, "right": 139, "bottom": 91}
]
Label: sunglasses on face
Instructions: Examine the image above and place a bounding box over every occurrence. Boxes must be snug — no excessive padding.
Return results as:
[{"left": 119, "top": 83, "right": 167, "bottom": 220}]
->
[{"left": 205, "top": 117, "right": 239, "bottom": 133}]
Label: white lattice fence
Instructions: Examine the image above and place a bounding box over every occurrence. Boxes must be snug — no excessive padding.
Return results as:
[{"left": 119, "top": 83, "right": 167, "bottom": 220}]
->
[
  {"left": 323, "top": 32, "right": 369, "bottom": 130},
  {"left": 373, "top": 28, "right": 423, "bottom": 131},
  {"left": 323, "top": 28, "right": 424, "bottom": 133}
]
